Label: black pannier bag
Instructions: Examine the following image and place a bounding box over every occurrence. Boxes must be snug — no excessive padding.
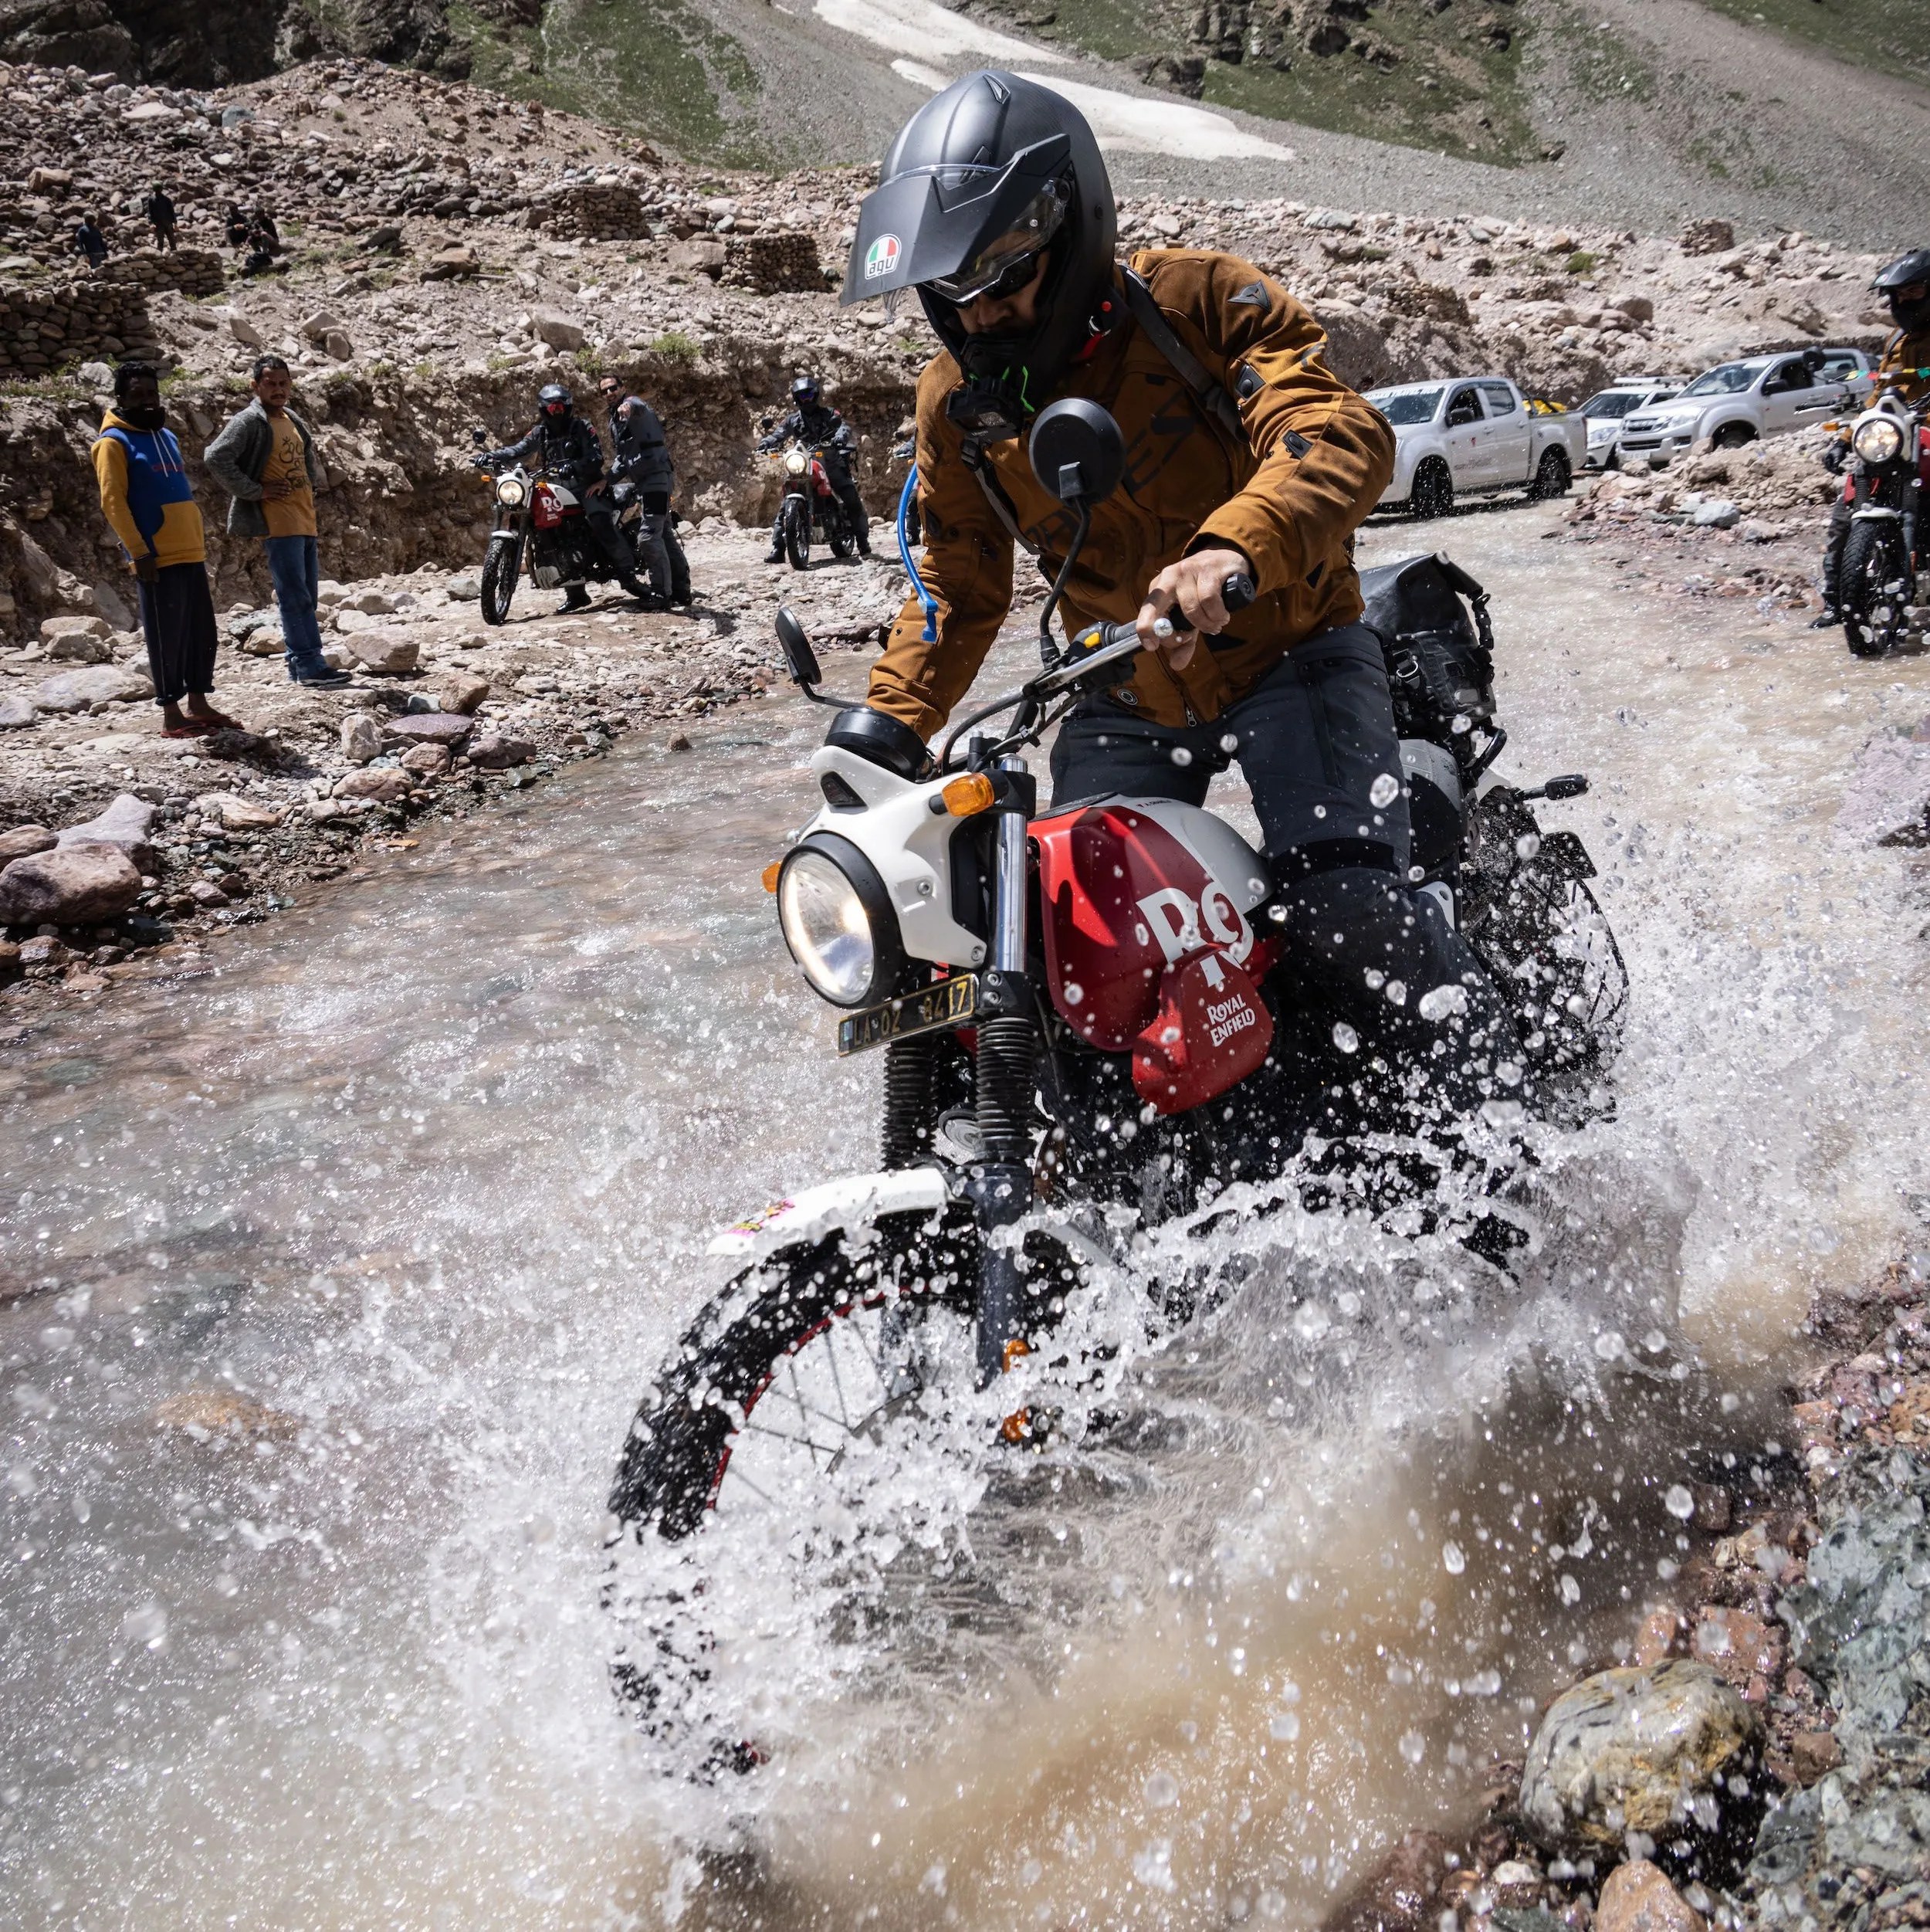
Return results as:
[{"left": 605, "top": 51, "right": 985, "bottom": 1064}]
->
[{"left": 1358, "top": 552, "right": 1497, "bottom": 745}]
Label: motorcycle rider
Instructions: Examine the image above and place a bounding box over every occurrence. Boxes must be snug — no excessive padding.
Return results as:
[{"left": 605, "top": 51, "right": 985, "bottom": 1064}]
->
[
  {"left": 1814, "top": 248, "right": 1930, "bottom": 629},
  {"left": 597, "top": 372, "right": 682, "bottom": 604},
  {"left": 484, "top": 383, "right": 648, "bottom": 611},
  {"left": 757, "top": 374, "right": 872, "bottom": 561},
  {"left": 841, "top": 69, "right": 1529, "bottom": 1126}
]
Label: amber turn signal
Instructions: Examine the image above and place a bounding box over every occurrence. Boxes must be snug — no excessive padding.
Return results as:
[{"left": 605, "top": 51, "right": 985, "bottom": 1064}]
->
[
  {"left": 941, "top": 773, "right": 997, "bottom": 818},
  {"left": 760, "top": 859, "right": 783, "bottom": 893}
]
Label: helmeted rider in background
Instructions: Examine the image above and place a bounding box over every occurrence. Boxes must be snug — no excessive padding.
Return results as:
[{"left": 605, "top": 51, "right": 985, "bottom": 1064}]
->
[
  {"left": 1816, "top": 248, "right": 1930, "bottom": 629},
  {"left": 841, "top": 69, "right": 1529, "bottom": 1127},
  {"left": 484, "top": 383, "right": 648, "bottom": 611},
  {"left": 758, "top": 374, "right": 872, "bottom": 561},
  {"left": 598, "top": 372, "right": 679, "bottom": 603}
]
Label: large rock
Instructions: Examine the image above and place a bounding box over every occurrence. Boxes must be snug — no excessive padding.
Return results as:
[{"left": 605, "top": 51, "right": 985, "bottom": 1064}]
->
[
  {"left": 335, "top": 767, "right": 409, "bottom": 802},
  {"left": 468, "top": 732, "right": 533, "bottom": 770},
  {"left": 33, "top": 664, "right": 151, "bottom": 713},
  {"left": 441, "top": 672, "right": 489, "bottom": 715},
  {"left": 1596, "top": 1859, "right": 1704, "bottom": 1932},
  {"left": 1519, "top": 1661, "right": 1762, "bottom": 1855},
  {"left": 57, "top": 792, "right": 156, "bottom": 870},
  {"left": 531, "top": 312, "right": 586, "bottom": 351},
  {"left": 666, "top": 236, "right": 726, "bottom": 279},
  {"left": 340, "top": 712, "right": 384, "bottom": 764},
  {"left": 0, "top": 825, "right": 56, "bottom": 863},
  {"left": 42, "top": 614, "right": 111, "bottom": 662},
  {"left": 0, "top": 844, "right": 143, "bottom": 927},
  {"left": 1678, "top": 219, "right": 1735, "bottom": 256},
  {"left": 0, "top": 694, "right": 36, "bottom": 731},
  {"left": 340, "top": 629, "right": 418, "bottom": 676},
  {"left": 197, "top": 792, "right": 283, "bottom": 832},
  {"left": 423, "top": 244, "right": 480, "bottom": 282},
  {"left": 384, "top": 711, "right": 474, "bottom": 749}
]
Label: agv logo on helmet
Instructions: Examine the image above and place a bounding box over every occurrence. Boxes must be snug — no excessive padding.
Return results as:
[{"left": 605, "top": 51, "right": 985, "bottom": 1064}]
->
[{"left": 865, "top": 234, "right": 902, "bottom": 280}]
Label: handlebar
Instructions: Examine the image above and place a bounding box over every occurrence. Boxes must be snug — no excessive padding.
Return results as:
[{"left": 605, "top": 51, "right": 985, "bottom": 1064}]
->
[{"left": 1034, "top": 571, "right": 1254, "bottom": 697}]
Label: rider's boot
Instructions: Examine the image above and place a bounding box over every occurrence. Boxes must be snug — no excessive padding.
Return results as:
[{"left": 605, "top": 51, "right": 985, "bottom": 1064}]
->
[
  {"left": 1808, "top": 608, "right": 1840, "bottom": 629},
  {"left": 764, "top": 514, "right": 785, "bottom": 564},
  {"left": 558, "top": 585, "right": 591, "bottom": 614},
  {"left": 618, "top": 574, "right": 653, "bottom": 602}
]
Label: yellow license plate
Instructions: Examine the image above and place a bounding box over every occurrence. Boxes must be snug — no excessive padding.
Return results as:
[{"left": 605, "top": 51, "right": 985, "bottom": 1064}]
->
[{"left": 836, "top": 974, "right": 980, "bottom": 1057}]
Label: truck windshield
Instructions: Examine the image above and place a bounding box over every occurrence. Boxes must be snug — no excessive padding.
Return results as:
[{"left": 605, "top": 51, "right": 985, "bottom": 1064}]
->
[
  {"left": 1581, "top": 391, "right": 1650, "bottom": 419},
  {"left": 1366, "top": 388, "right": 1443, "bottom": 425},
  {"left": 1679, "top": 362, "right": 1765, "bottom": 398}
]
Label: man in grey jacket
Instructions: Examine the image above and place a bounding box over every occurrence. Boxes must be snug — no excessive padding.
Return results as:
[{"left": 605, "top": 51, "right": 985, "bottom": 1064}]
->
[{"left": 205, "top": 356, "right": 350, "bottom": 688}]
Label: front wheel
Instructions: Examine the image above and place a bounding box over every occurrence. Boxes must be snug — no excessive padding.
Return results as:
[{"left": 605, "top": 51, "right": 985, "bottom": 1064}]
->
[
  {"left": 1410, "top": 457, "right": 1454, "bottom": 520},
  {"left": 782, "top": 495, "right": 811, "bottom": 571},
  {"left": 1529, "top": 446, "right": 1572, "bottom": 500},
  {"left": 1712, "top": 423, "right": 1755, "bottom": 450},
  {"left": 1840, "top": 518, "right": 1912, "bottom": 659},
  {"left": 479, "top": 532, "right": 522, "bottom": 625}
]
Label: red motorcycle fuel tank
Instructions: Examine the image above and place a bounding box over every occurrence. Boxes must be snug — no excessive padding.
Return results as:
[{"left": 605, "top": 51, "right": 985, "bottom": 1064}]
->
[{"left": 1032, "top": 801, "right": 1278, "bottom": 1115}]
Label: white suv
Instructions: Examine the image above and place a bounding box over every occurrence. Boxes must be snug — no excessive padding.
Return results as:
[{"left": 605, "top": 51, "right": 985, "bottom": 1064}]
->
[
  {"left": 1579, "top": 377, "right": 1686, "bottom": 470},
  {"left": 1618, "top": 347, "right": 1874, "bottom": 463}
]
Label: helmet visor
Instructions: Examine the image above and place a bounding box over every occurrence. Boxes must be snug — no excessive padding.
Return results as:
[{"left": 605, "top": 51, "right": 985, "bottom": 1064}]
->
[{"left": 921, "top": 181, "right": 1067, "bottom": 306}]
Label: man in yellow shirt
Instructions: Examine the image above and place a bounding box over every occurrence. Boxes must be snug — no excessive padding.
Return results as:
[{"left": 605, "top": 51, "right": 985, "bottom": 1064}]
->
[{"left": 205, "top": 355, "right": 350, "bottom": 688}]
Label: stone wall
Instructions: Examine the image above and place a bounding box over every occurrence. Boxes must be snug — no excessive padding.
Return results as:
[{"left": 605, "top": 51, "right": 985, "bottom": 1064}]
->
[
  {"left": 527, "top": 181, "right": 650, "bottom": 243},
  {"left": 0, "top": 276, "right": 161, "bottom": 378},
  {"left": 723, "top": 232, "right": 826, "bottom": 297},
  {"left": 93, "top": 247, "right": 225, "bottom": 300}
]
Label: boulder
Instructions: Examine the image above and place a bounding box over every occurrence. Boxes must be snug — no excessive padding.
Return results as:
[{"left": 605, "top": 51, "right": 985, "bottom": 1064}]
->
[
  {"left": 229, "top": 314, "right": 266, "bottom": 349},
  {"left": 468, "top": 731, "right": 534, "bottom": 770},
  {"left": 300, "top": 310, "right": 344, "bottom": 344},
  {"left": 0, "top": 844, "right": 143, "bottom": 927},
  {"left": 0, "top": 694, "right": 36, "bottom": 731},
  {"left": 0, "top": 825, "right": 56, "bottom": 863},
  {"left": 666, "top": 237, "right": 726, "bottom": 280},
  {"left": 340, "top": 713, "right": 384, "bottom": 764},
  {"left": 33, "top": 664, "right": 151, "bottom": 712},
  {"left": 196, "top": 792, "right": 283, "bottom": 832},
  {"left": 446, "top": 573, "right": 482, "bottom": 600},
  {"left": 422, "top": 244, "right": 480, "bottom": 281},
  {"left": 323, "top": 330, "right": 354, "bottom": 361},
  {"left": 441, "top": 672, "right": 489, "bottom": 715},
  {"left": 340, "top": 629, "right": 418, "bottom": 676},
  {"left": 398, "top": 743, "right": 450, "bottom": 777},
  {"left": 0, "top": 940, "right": 19, "bottom": 986},
  {"left": 41, "top": 614, "right": 110, "bottom": 646},
  {"left": 42, "top": 626, "right": 113, "bottom": 663},
  {"left": 532, "top": 312, "right": 586, "bottom": 351},
  {"left": 1690, "top": 499, "right": 1741, "bottom": 528},
  {"left": 1678, "top": 219, "right": 1735, "bottom": 256},
  {"left": 384, "top": 711, "right": 474, "bottom": 749},
  {"left": 1519, "top": 1661, "right": 1762, "bottom": 1856},
  {"left": 361, "top": 225, "right": 404, "bottom": 255},
  {"left": 56, "top": 792, "right": 156, "bottom": 869},
  {"left": 334, "top": 767, "right": 409, "bottom": 802},
  {"left": 1619, "top": 295, "right": 1657, "bottom": 324},
  {"left": 1594, "top": 1860, "right": 1703, "bottom": 1932}
]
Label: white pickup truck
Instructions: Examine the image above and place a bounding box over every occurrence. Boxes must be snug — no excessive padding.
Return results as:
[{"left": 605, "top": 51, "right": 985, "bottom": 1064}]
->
[
  {"left": 1361, "top": 376, "right": 1589, "bottom": 518},
  {"left": 1616, "top": 346, "right": 1874, "bottom": 464}
]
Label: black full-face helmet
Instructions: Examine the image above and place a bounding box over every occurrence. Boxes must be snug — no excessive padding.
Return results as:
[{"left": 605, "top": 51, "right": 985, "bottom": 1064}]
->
[
  {"left": 791, "top": 373, "right": 821, "bottom": 408},
  {"left": 841, "top": 70, "right": 1117, "bottom": 437},
  {"left": 538, "top": 383, "right": 573, "bottom": 423},
  {"left": 1874, "top": 249, "right": 1930, "bottom": 333}
]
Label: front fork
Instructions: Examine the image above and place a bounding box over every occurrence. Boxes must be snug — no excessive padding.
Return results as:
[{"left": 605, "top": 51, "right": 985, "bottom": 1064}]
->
[{"left": 968, "top": 754, "right": 1038, "bottom": 1383}]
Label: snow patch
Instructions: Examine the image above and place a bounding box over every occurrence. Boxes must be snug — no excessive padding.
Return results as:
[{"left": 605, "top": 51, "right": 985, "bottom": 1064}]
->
[
  {"left": 1017, "top": 73, "right": 1296, "bottom": 161},
  {"left": 815, "top": 0, "right": 1065, "bottom": 66}
]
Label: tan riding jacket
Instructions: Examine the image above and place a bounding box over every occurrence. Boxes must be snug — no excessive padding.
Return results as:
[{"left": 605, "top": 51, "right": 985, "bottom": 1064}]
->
[
  {"left": 1875, "top": 326, "right": 1930, "bottom": 407},
  {"left": 868, "top": 249, "right": 1396, "bottom": 737}
]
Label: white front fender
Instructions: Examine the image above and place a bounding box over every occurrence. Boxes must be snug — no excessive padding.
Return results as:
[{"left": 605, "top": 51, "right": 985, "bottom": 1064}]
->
[{"left": 706, "top": 1166, "right": 953, "bottom": 1262}]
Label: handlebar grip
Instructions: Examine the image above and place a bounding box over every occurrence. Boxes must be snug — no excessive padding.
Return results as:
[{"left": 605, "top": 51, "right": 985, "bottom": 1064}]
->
[{"left": 1221, "top": 572, "right": 1255, "bottom": 614}]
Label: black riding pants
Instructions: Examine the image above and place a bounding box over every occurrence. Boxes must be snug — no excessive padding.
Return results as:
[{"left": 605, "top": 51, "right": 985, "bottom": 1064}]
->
[
  {"left": 583, "top": 497, "right": 635, "bottom": 574},
  {"left": 1048, "top": 625, "right": 1528, "bottom": 1120},
  {"left": 1820, "top": 497, "right": 1854, "bottom": 607}
]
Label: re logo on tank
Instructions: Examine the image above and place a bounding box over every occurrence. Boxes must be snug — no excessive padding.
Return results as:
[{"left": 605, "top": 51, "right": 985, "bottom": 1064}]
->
[{"left": 865, "top": 234, "right": 902, "bottom": 280}]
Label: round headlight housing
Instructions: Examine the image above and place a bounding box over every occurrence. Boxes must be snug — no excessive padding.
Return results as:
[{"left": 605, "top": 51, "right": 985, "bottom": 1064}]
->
[
  {"left": 776, "top": 839, "right": 902, "bottom": 1008},
  {"left": 784, "top": 449, "right": 808, "bottom": 476},
  {"left": 496, "top": 476, "right": 527, "bottom": 507},
  {"left": 1852, "top": 416, "right": 1905, "bottom": 465}
]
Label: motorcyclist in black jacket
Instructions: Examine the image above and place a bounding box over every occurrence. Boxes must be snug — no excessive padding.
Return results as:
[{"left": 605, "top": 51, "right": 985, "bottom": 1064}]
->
[
  {"left": 597, "top": 373, "right": 685, "bottom": 605},
  {"left": 757, "top": 374, "right": 870, "bottom": 561},
  {"left": 486, "top": 384, "right": 646, "bottom": 611}
]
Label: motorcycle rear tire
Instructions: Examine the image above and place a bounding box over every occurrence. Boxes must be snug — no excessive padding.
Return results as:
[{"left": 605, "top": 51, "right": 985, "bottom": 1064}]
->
[
  {"left": 1840, "top": 519, "right": 1911, "bottom": 659},
  {"left": 783, "top": 498, "right": 811, "bottom": 572},
  {"left": 480, "top": 534, "right": 522, "bottom": 626}
]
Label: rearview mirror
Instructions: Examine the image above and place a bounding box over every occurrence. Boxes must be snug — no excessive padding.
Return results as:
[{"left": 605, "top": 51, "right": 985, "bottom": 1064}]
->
[
  {"left": 774, "top": 606, "right": 821, "bottom": 690},
  {"left": 1028, "top": 398, "right": 1126, "bottom": 507},
  {"left": 471, "top": 427, "right": 487, "bottom": 446}
]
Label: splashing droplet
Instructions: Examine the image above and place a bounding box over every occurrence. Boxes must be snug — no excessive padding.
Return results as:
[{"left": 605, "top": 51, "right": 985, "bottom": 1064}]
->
[
  {"left": 1170, "top": 746, "right": 1194, "bottom": 767},
  {"left": 1399, "top": 1730, "right": 1427, "bottom": 1764},
  {"left": 1143, "top": 1769, "right": 1180, "bottom": 1808},
  {"left": 1370, "top": 772, "right": 1400, "bottom": 808},
  {"left": 1269, "top": 1710, "right": 1302, "bottom": 1741},
  {"left": 1664, "top": 1484, "right": 1695, "bottom": 1520},
  {"left": 1332, "top": 1021, "right": 1359, "bottom": 1053},
  {"left": 1441, "top": 1541, "right": 1466, "bottom": 1574},
  {"left": 1062, "top": 981, "right": 1083, "bottom": 1006}
]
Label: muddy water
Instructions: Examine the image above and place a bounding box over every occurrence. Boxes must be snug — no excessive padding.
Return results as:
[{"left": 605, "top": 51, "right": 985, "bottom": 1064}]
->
[{"left": 2, "top": 509, "right": 1927, "bottom": 1929}]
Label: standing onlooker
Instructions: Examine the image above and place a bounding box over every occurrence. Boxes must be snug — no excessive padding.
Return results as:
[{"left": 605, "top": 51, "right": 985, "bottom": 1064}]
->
[
  {"left": 144, "top": 184, "right": 178, "bottom": 254},
  {"left": 598, "top": 371, "right": 680, "bottom": 602},
  {"left": 72, "top": 212, "right": 108, "bottom": 270},
  {"left": 205, "top": 355, "right": 350, "bottom": 690},
  {"left": 92, "top": 362, "right": 239, "bottom": 738}
]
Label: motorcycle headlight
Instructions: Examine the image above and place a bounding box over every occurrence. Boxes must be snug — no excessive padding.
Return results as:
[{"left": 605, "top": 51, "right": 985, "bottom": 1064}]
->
[
  {"left": 776, "top": 841, "right": 901, "bottom": 1008},
  {"left": 1852, "top": 417, "right": 1905, "bottom": 465},
  {"left": 496, "top": 477, "right": 527, "bottom": 507},
  {"left": 784, "top": 449, "right": 808, "bottom": 476}
]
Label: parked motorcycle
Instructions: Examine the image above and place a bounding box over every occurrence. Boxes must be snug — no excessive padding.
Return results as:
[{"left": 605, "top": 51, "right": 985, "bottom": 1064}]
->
[
  {"left": 607, "top": 402, "right": 1624, "bottom": 1757},
  {"left": 1836, "top": 389, "right": 1928, "bottom": 659},
  {"left": 470, "top": 429, "right": 688, "bottom": 624},
  {"left": 770, "top": 438, "right": 858, "bottom": 570}
]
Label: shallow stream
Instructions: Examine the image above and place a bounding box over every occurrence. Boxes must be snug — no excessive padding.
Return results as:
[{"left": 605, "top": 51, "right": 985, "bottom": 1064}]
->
[{"left": 3, "top": 506, "right": 1928, "bottom": 1928}]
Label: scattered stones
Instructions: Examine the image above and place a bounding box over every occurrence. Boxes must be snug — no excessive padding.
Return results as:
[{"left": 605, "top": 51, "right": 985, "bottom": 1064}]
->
[
  {"left": 56, "top": 792, "right": 157, "bottom": 869},
  {"left": 340, "top": 629, "right": 419, "bottom": 676},
  {"left": 32, "top": 664, "right": 151, "bottom": 713},
  {"left": 384, "top": 711, "right": 473, "bottom": 749},
  {"left": 1519, "top": 1661, "right": 1763, "bottom": 1858},
  {"left": 1595, "top": 1859, "right": 1704, "bottom": 1932},
  {"left": 0, "top": 842, "right": 144, "bottom": 927},
  {"left": 467, "top": 731, "right": 533, "bottom": 770},
  {"left": 1679, "top": 219, "right": 1736, "bottom": 256},
  {"left": 340, "top": 713, "right": 384, "bottom": 764},
  {"left": 440, "top": 672, "right": 489, "bottom": 715},
  {"left": 0, "top": 695, "right": 36, "bottom": 730},
  {"left": 151, "top": 1389, "right": 300, "bottom": 1442},
  {"left": 0, "top": 825, "right": 56, "bottom": 863}
]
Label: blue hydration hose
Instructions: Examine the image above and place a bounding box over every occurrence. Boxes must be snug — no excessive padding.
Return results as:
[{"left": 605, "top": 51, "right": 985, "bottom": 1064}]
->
[{"left": 897, "top": 465, "right": 937, "bottom": 644}]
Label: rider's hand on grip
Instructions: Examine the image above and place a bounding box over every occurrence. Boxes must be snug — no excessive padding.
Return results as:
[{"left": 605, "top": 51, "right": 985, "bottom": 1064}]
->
[{"left": 1137, "top": 548, "right": 1257, "bottom": 672}]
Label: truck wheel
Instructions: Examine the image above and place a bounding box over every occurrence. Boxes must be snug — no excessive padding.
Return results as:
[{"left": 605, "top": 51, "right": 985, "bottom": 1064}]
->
[
  {"left": 1410, "top": 458, "right": 1454, "bottom": 520},
  {"left": 1529, "top": 447, "right": 1571, "bottom": 501},
  {"left": 1712, "top": 424, "right": 1755, "bottom": 449}
]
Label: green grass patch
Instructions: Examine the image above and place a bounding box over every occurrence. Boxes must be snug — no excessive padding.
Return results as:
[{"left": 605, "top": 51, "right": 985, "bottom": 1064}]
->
[
  {"left": 648, "top": 330, "right": 701, "bottom": 364},
  {"left": 1565, "top": 250, "right": 1600, "bottom": 276},
  {"left": 1687, "top": 0, "right": 1930, "bottom": 88}
]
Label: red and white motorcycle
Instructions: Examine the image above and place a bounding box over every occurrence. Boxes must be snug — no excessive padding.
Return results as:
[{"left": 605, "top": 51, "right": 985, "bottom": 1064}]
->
[{"left": 607, "top": 402, "right": 1624, "bottom": 1744}]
